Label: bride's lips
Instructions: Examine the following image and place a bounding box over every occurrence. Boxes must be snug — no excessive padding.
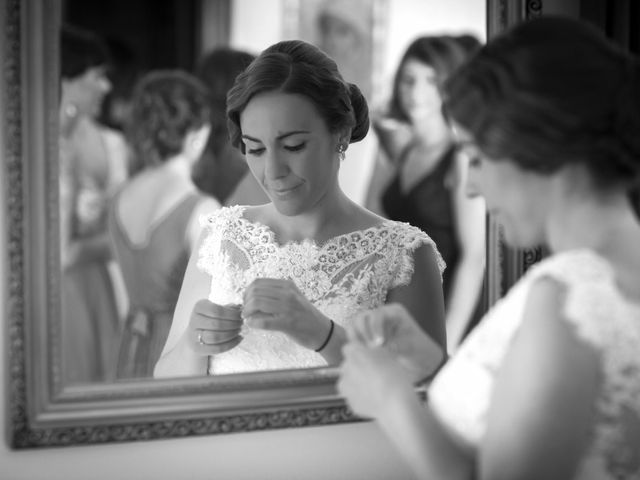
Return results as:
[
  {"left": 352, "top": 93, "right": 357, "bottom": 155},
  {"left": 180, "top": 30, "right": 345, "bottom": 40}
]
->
[{"left": 270, "top": 183, "right": 303, "bottom": 197}]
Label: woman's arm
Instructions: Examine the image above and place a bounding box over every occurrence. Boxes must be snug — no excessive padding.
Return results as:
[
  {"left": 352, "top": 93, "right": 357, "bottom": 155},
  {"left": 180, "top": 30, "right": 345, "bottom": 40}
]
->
[
  {"left": 446, "top": 153, "right": 487, "bottom": 352},
  {"left": 373, "top": 117, "right": 413, "bottom": 162},
  {"left": 154, "top": 231, "right": 212, "bottom": 378},
  {"left": 387, "top": 242, "right": 447, "bottom": 367},
  {"left": 241, "top": 277, "right": 348, "bottom": 365},
  {"left": 339, "top": 339, "right": 473, "bottom": 480},
  {"left": 480, "top": 278, "right": 600, "bottom": 480},
  {"left": 365, "top": 119, "right": 414, "bottom": 215},
  {"left": 380, "top": 378, "right": 474, "bottom": 480}
]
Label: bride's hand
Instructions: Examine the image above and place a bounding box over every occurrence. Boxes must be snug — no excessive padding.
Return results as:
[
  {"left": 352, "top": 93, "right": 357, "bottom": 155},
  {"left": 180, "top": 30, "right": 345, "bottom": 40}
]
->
[
  {"left": 242, "top": 278, "right": 333, "bottom": 351},
  {"left": 338, "top": 342, "right": 418, "bottom": 420},
  {"left": 345, "top": 303, "right": 444, "bottom": 382},
  {"left": 186, "top": 299, "right": 243, "bottom": 355}
]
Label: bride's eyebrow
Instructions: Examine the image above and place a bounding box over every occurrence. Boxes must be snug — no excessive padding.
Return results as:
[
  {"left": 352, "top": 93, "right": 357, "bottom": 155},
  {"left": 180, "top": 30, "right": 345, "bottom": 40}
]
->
[{"left": 242, "top": 131, "right": 311, "bottom": 143}]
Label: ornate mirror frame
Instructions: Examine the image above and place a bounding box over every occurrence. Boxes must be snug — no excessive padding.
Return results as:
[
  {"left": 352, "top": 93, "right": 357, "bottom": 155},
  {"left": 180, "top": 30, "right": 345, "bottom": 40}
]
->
[{"left": 4, "top": 0, "right": 543, "bottom": 449}]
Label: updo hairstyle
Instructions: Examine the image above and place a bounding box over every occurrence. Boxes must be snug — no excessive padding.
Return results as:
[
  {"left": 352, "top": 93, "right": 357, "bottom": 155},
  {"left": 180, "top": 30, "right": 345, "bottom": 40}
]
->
[
  {"left": 226, "top": 39, "right": 369, "bottom": 154},
  {"left": 126, "top": 70, "right": 211, "bottom": 169}
]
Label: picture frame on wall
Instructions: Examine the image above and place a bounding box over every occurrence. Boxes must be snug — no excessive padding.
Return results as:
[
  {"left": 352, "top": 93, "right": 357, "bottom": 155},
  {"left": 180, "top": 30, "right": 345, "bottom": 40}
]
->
[{"left": 283, "top": 0, "right": 388, "bottom": 106}]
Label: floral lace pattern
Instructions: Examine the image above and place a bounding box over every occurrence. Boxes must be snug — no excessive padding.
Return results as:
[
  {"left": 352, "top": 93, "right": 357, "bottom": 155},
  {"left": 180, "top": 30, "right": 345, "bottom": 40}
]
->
[
  {"left": 197, "top": 205, "right": 443, "bottom": 375},
  {"left": 428, "top": 250, "right": 640, "bottom": 479}
]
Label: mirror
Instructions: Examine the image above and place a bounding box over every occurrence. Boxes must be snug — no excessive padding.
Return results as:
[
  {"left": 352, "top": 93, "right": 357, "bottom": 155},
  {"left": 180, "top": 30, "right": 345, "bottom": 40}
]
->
[{"left": 5, "top": 0, "right": 544, "bottom": 448}]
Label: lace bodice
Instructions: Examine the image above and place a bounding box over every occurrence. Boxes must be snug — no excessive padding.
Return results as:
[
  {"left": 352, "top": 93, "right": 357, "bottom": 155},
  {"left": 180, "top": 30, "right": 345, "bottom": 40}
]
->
[
  {"left": 198, "top": 205, "right": 443, "bottom": 374},
  {"left": 428, "top": 250, "right": 640, "bottom": 479}
]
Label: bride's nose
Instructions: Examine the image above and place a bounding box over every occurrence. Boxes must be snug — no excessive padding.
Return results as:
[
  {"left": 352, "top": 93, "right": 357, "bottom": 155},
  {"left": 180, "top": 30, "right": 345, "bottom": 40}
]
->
[{"left": 264, "top": 151, "right": 290, "bottom": 179}]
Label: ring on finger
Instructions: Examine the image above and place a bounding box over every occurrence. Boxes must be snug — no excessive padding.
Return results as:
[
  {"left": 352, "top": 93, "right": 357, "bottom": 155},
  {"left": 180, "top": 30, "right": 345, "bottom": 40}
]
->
[{"left": 196, "top": 328, "right": 239, "bottom": 346}]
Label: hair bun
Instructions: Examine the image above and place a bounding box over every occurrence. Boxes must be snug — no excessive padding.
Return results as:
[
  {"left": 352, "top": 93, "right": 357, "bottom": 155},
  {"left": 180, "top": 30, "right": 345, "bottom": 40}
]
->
[{"left": 347, "top": 83, "right": 370, "bottom": 143}]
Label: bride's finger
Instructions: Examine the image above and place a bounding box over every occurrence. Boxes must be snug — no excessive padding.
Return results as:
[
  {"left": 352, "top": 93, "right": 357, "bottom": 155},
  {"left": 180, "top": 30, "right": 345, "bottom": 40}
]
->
[
  {"left": 366, "top": 312, "right": 387, "bottom": 348},
  {"left": 346, "top": 311, "right": 374, "bottom": 345}
]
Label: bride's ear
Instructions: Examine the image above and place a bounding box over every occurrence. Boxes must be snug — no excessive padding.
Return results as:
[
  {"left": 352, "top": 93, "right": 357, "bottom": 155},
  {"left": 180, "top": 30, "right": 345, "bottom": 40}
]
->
[{"left": 334, "top": 129, "right": 351, "bottom": 152}]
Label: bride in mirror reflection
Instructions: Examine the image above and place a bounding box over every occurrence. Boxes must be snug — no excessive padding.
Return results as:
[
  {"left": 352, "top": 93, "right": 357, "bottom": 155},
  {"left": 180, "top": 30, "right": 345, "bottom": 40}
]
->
[{"left": 154, "top": 39, "right": 447, "bottom": 378}]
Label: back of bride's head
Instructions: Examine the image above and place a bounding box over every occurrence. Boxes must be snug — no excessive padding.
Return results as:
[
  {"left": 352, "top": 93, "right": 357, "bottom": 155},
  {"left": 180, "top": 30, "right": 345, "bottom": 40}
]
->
[
  {"left": 226, "top": 39, "right": 369, "bottom": 153},
  {"left": 444, "top": 16, "right": 640, "bottom": 193}
]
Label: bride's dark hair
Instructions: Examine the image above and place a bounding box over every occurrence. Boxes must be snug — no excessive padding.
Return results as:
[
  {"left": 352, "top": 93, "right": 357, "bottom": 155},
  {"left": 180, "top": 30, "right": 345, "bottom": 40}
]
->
[
  {"left": 226, "top": 39, "right": 369, "bottom": 154},
  {"left": 444, "top": 16, "right": 640, "bottom": 215}
]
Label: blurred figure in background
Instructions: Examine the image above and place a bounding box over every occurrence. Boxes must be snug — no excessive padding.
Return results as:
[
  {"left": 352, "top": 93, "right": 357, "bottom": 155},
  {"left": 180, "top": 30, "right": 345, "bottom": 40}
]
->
[
  {"left": 59, "top": 24, "right": 130, "bottom": 384},
  {"left": 109, "top": 70, "right": 220, "bottom": 379},
  {"left": 368, "top": 34, "right": 485, "bottom": 353},
  {"left": 98, "top": 36, "right": 144, "bottom": 135},
  {"left": 193, "top": 47, "right": 268, "bottom": 206}
]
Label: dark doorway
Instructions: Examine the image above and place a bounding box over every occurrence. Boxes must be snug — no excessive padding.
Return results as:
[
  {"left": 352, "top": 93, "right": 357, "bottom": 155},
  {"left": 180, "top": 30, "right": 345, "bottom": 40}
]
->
[{"left": 62, "top": 0, "right": 201, "bottom": 72}]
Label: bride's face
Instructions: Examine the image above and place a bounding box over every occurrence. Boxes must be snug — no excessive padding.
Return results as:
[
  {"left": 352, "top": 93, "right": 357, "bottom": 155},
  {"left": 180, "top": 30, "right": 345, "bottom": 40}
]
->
[
  {"left": 239, "top": 91, "right": 342, "bottom": 217},
  {"left": 452, "top": 121, "right": 550, "bottom": 249}
]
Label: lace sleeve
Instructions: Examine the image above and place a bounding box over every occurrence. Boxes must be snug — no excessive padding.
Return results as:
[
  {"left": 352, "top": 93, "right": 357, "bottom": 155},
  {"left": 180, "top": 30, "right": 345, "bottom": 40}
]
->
[
  {"left": 533, "top": 250, "right": 625, "bottom": 350},
  {"left": 196, "top": 212, "right": 225, "bottom": 277},
  {"left": 387, "top": 222, "right": 446, "bottom": 289}
]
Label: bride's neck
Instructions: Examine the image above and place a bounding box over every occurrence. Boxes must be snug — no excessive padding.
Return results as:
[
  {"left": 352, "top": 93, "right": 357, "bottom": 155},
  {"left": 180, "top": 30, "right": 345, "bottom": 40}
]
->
[
  {"left": 547, "top": 190, "right": 640, "bottom": 258},
  {"left": 269, "top": 187, "right": 355, "bottom": 245}
]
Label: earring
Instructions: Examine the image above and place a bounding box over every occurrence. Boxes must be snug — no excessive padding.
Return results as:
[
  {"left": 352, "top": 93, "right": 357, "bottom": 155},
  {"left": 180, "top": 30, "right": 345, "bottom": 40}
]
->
[
  {"left": 64, "top": 103, "right": 78, "bottom": 119},
  {"left": 337, "top": 143, "right": 347, "bottom": 161}
]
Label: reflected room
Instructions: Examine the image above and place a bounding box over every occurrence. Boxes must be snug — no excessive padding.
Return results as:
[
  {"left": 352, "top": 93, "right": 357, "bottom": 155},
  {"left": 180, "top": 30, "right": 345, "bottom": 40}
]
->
[{"left": 58, "top": 0, "right": 486, "bottom": 387}]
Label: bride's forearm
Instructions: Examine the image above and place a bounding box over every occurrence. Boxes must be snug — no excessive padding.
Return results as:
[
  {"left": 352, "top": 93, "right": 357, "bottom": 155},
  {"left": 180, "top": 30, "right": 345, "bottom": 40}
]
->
[
  {"left": 154, "top": 337, "right": 208, "bottom": 378},
  {"left": 316, "top": 321, "right": 347, "bottom": 365},
  {"left": 378, "top": 389, "right": 473, "bottom": 480}
]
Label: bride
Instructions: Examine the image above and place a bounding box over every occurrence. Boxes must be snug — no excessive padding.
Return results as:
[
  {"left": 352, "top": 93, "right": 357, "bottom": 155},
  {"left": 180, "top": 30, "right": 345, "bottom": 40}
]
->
[{"left": 154, "top": 39, "right": 447, "bottom": 378}]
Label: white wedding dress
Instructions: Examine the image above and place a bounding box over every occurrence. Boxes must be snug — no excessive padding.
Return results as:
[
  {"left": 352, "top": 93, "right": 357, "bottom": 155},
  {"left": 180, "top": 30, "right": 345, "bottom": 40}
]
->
[
  {"left": 197, "top": 205, "right": 444, "bottom": 375},
  {"left": 429, "top": 250, "right": 640, "bottom": 479}
]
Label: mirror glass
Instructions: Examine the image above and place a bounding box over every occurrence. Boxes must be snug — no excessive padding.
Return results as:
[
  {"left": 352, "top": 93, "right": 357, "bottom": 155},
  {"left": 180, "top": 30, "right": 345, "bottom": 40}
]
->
[{"left": 58, "top": 0, "right": 486, "bottom": 386}]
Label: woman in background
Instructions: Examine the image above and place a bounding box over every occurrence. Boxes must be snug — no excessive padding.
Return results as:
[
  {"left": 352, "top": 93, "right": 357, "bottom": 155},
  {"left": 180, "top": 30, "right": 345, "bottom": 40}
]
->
[
  {"left": 193, "top": 47, "right": 268, "bottom": 207},
  {"left": 109, "top": 70, "right": 220, "bottom": 379},
  {"left": 339, "top": 16, "right": 640, "bottom": 480},
  {"left": 369, "top": 35, "right": 486, "bottom": 353},
  {"left": 155, "top": 40, "right": 446, "bottom": 379},
  {"left": 59, "top": 25, "right": 130, "bottom": 384}
]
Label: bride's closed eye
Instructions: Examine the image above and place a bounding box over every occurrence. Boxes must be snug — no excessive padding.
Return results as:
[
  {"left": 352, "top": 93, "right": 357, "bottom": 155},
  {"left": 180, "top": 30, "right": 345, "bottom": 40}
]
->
[
  {"left": 246, "top": 146, "right": 265, "bottom": 156},
  {"left": 284, "top": 143, "right": 306, "bottom": 152}
]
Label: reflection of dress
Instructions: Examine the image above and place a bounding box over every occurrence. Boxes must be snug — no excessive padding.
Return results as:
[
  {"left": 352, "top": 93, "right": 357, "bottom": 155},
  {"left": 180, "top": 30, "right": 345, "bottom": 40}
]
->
[
  {"left": 109, "top": 191, "right": 203, "bottom": 379},
  {"left": 429, "top": 250, "right": 640, "bottom": 479},
  {"left": 381, "top": 145, "right": 457, "bottom": 297},
  {"left": 198, "top": 205, "right": 444, "bottom": 375},
  {"left": 59, "top": 122, "right": 128, "bottom": 384}
]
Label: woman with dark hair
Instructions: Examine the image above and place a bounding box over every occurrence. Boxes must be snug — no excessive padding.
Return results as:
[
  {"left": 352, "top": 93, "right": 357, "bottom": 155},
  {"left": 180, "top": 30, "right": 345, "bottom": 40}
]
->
[
  {"left": 109, "top": 70, "right": 221, "bottom": 379},
  {"left": 339, "top": 16, "right": 640, "bottom": 480},
  {"left": 59, "top": 24, "right": 130, "bottom": 384},
  {"left": 370, "top": 35, "right": 486, "bottom": 353},
  {"left": 192, "top": 47, "right": 268, "bottom": 206},
  {"left": 155, "top": 39, "right": 446, "bottom": 378}
]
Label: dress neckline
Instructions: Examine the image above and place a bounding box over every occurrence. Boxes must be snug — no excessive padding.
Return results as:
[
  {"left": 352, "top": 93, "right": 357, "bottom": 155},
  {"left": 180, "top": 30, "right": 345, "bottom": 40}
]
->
[{"left": 228, "top": 205, "right": 396, "bottom": 250}]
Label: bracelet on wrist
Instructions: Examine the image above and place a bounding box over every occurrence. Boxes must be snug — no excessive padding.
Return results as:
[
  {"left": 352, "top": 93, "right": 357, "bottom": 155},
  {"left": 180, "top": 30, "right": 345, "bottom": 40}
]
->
[{"left": 314, "top": 319, "right": 335, "bottom": 352}]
